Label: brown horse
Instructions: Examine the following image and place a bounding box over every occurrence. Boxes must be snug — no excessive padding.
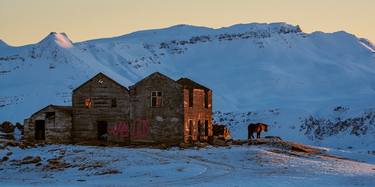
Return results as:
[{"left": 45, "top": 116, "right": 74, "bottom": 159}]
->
[{"left": 248, "top": 123, "right": 268, "bottom": 139}]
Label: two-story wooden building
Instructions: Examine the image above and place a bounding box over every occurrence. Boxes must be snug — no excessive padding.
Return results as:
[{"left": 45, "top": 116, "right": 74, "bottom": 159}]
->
[{"left": 24, "top": 72, "right": 213, "bottom": 145}]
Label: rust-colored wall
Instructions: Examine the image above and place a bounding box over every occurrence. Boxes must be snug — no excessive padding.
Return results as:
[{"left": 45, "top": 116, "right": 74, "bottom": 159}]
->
[{"left": 183, "top": 88, "right": 213, "bottom": 143}]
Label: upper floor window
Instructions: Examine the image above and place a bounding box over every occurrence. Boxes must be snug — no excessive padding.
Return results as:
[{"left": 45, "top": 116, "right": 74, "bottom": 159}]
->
[
  {"left": 204, "top": 91, "right": 209, "bottom": 108},
  {"left": 84, "top": 98, "right": 92, "bottom": 108},
  {"left": 189, "top": 89, "right": 193, "bottom": 107},
  {"left": 151, "top": 91, "right": 162, "bottom": 107}
]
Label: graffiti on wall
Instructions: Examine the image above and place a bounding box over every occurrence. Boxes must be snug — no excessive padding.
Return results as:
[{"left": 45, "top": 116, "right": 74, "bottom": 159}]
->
[
  {"left": 108, "top": 118, "right": 149, "bottom": 139},
  {"left": 108, "top": 122, "right": 129, "bottom": 137},
  {"left": 132, "top": 118, "right": 149, "bottom": 139}
]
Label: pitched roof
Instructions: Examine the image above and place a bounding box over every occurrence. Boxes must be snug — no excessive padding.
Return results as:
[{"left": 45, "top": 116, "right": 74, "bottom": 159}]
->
[
  {"left": 130, "top": 72, "right": 178, "bottom": 89},
  {"left": 73, "top": 72, "right": 129, "bottom": 93},
  {"left": 30, "top": 104, "right": 72, "bottom": 118},
  {"left": 176, "top": 77, "right": 211, "bottom": 91}
]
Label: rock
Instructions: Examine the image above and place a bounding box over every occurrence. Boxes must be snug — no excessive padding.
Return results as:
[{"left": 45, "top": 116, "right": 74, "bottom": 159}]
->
[
  {"left": 18, "top": 156, "right": 41, "bottom": 164},
  {"left": 264, "top": 136, "right": 282, "bottom": 140},
  {"left": 231, "top": 140, "right": 247, "bottom": 145},
  {"left": 0, "top": 121, "right": 15, "bottom": 133},
  {"left": 6, "top": 151, "right": 12, "bottom": 156},
  {"left": 212, "top": 137, "right": 228, "bottom": 146},
  {"left": 4, "top": 141, "right": 19, "bottom": 147},
  {"left": 43, "top": 157, "right": 71, "bottom": 171},
  {"left": 1, "top": 156, "right": 9, "bottom": 162},
  {"left": 95, "top": 168, "right": 121, "bottom": 175}
]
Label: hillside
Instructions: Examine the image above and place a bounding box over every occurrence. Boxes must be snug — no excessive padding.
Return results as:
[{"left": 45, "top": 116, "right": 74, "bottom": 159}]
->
[{"left": 1, "top": 22, "right": 375, "bottom": 148}]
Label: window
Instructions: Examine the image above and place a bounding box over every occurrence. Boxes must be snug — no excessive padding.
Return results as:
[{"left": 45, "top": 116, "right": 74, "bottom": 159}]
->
[
  {"left": 204, "top": 91, "right": 209, "bottom": 108},
  {"left": 111, "top": 98, "right": 117, "bottom": 108},
  {"left": 205, "top": 120, "right": 209, "bottom": 136},
  {"left": 84, "top": 98, "right": 92, "bottom": 108},
  {"left": 189, "top": 89, "right": 193, "bottom": 107},
  {"left": 151, "top": 91, "right": 162, "bottom": 107}
]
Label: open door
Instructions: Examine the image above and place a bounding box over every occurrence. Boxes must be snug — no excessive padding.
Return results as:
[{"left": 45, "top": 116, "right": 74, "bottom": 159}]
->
[
  {"left": 97, "top": 121, "right": 108, "bottom": 141},
  {"left": 35, "top": 120, "right": 45, "bottom": 140}
]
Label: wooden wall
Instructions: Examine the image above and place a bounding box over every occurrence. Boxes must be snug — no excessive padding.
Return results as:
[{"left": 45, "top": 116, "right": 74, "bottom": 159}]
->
[
  {"left": 130, "top": 73, "right": 184, "bottom": 144},
  {"left": 72, "top": 73, "right": 130, "bottom": 143}
]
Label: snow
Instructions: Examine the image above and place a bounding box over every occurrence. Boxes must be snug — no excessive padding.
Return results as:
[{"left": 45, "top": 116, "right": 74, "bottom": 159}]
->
[
  {"left": 1, "top": 22, "right": 375, "bottom": 149},
  {"left": 0, "top": 144, "right": 374, "bottom": 186},
  {"left": 38, "top": 32, "right": 73, "bottom": 48}
]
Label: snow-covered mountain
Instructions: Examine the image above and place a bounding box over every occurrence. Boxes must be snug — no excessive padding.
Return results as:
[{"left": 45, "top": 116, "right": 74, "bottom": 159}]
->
[{"left": 1, "top": 22, "right": 375, "bottom": 148}]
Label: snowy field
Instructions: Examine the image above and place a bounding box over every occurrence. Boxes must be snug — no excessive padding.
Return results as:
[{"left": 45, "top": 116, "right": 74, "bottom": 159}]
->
[{"left": 1, "top": 143, "right": 375, "bottom": 187}]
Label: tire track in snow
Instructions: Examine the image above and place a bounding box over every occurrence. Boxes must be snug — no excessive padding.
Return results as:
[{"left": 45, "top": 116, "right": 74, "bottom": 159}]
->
[{"left": 138, "top": 149, "right": 235, "bottom": 186}]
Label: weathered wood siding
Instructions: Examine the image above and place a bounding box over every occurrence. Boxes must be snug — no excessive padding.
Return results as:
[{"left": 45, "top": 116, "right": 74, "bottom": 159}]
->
[
  {"left": 130, "top": 73, "right": 184, "bottom": 144},
  {"left": 72, "top": 73, "right": 130, "bottom": 143}
]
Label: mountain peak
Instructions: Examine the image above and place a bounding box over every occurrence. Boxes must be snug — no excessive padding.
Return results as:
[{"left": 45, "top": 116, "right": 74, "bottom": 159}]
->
[{"left": 39, "top": 32, "right": 73, "bottom": 48}]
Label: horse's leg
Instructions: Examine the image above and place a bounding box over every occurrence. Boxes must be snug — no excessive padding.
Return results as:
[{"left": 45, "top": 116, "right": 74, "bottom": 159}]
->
[{"left": 257, "top": 132, "right": 260, "bottom": 139}]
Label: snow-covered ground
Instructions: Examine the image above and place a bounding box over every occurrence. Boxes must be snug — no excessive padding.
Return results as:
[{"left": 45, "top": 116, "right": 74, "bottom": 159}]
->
[{"left": 1, "top": 144, "right": 375, "bottom": 187}]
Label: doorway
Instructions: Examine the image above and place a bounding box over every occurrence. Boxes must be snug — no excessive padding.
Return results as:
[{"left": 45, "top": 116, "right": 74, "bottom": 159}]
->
[
  {"left": 35, "top": 120, "right": 45, "bottom": 140},
  {"left": 97, "top": 121, "right": 108, "bottom": 141}
]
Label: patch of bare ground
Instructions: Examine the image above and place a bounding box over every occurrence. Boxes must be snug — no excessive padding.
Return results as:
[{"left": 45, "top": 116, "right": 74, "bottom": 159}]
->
[{"left": 94, "top": 168, "right": 121, "bottom": 175}]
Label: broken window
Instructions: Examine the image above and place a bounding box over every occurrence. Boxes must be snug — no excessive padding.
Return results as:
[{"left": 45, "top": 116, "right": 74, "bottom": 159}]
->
[
  {"left": 84, "top": 98, "right": 92, "bottom": 108},
  {"left": 189, "top": 89, "right": 193, "bottom": 107},
  {"left": 151, "top": 91, "right": 162, "bottom": 107},
  {"left": 111, "top": 98, "right": 117, "bottom": 108}
]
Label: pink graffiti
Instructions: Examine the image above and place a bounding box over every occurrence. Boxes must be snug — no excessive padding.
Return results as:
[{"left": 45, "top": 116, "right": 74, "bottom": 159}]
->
[
  {"left": 132, "top": 118, "right": 149, "bottom": 139},
  {"left": 108, "top": 118, "right": 150, "bottom": 139},
  {"left": 109, "top": 122, "right": 129, "bottom": 137}
]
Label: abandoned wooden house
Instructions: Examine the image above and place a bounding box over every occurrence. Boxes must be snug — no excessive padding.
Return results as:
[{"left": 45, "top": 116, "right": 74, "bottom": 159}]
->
[
  {"left": 24, "top": 72, "right": 213, "bottom": 145},
  {"left": 24, "top": 105, "right": 72, "bottom": 143},
  {"left": 71, "top": 73, "right": 131, "bottom": 144}
]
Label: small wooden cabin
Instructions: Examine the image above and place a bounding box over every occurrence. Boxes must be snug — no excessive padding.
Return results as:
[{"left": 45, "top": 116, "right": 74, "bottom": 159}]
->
[{"left": 24, "top": 105, "right": 72, "bottom": 143}]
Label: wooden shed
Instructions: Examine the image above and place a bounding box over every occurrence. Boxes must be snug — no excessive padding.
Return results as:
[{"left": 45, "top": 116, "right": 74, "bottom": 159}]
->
[{"left": 24, "top": 105, "right": 72, "bottom": 143}]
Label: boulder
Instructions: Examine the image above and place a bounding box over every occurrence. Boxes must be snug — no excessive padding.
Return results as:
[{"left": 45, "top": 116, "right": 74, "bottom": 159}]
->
[{"left": 0, "top": 121, "right": 15, "bottom": 133}]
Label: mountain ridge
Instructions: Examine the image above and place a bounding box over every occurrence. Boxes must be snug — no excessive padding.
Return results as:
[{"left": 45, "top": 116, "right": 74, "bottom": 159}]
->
[{"left": 1, "top": 22, "right": 375, "bottom": 148}]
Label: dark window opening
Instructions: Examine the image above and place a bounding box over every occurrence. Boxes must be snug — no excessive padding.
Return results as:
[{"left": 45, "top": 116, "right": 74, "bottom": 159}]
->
[
  {"left": 35, "top": 120, "right": 45, "bottom": 140},
  {"left": 189, "top": 120, "right": 194, "bottom": 141},
  {"left": 111, "top": 98, "right": 117, "bottom": 108},
  {"left": 46, "top": 112, "right": 55, "bottom": 119},
  {"left": 205, "top": 120, "right": 209, "bottom": 136},
  {"left": 151, "top": 91, "right": 162, "bottom": 107},
  {"left": 204, "top": 91, "right": 209, "bottom": 108},
  {"left": 97, "top": 121, "right": 108, "bottom": 141},
  {"left": 189, "top": 89, "right": 193, "bottom": 107},
  {"left": 84, "top": 98, "right": 92, "bottom": 108},
  {"left": 198, "top": 120, "right": 202, "bottom": 138}
]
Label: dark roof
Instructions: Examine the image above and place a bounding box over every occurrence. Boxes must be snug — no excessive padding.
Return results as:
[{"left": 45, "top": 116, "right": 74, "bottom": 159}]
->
[
  {"left": 176, "top": 78, "right": 210, "bottom": 91},
  {"left": 49, "top": 105, "right": 72, "bottom": 112},
  {"left": 30, "top": 104, "right": 72, "bottom": 118},
  {"left": 130, "top": 72, "right": 177, "bottom": 89},
  {"left": 73, "top": 72, "right": 129, "bottom": 93}
]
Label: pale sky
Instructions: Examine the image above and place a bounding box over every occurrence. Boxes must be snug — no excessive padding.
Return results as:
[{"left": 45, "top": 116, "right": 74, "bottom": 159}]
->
[{"left": 0, "top": 0, "right": 374, "bottom": 46}]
